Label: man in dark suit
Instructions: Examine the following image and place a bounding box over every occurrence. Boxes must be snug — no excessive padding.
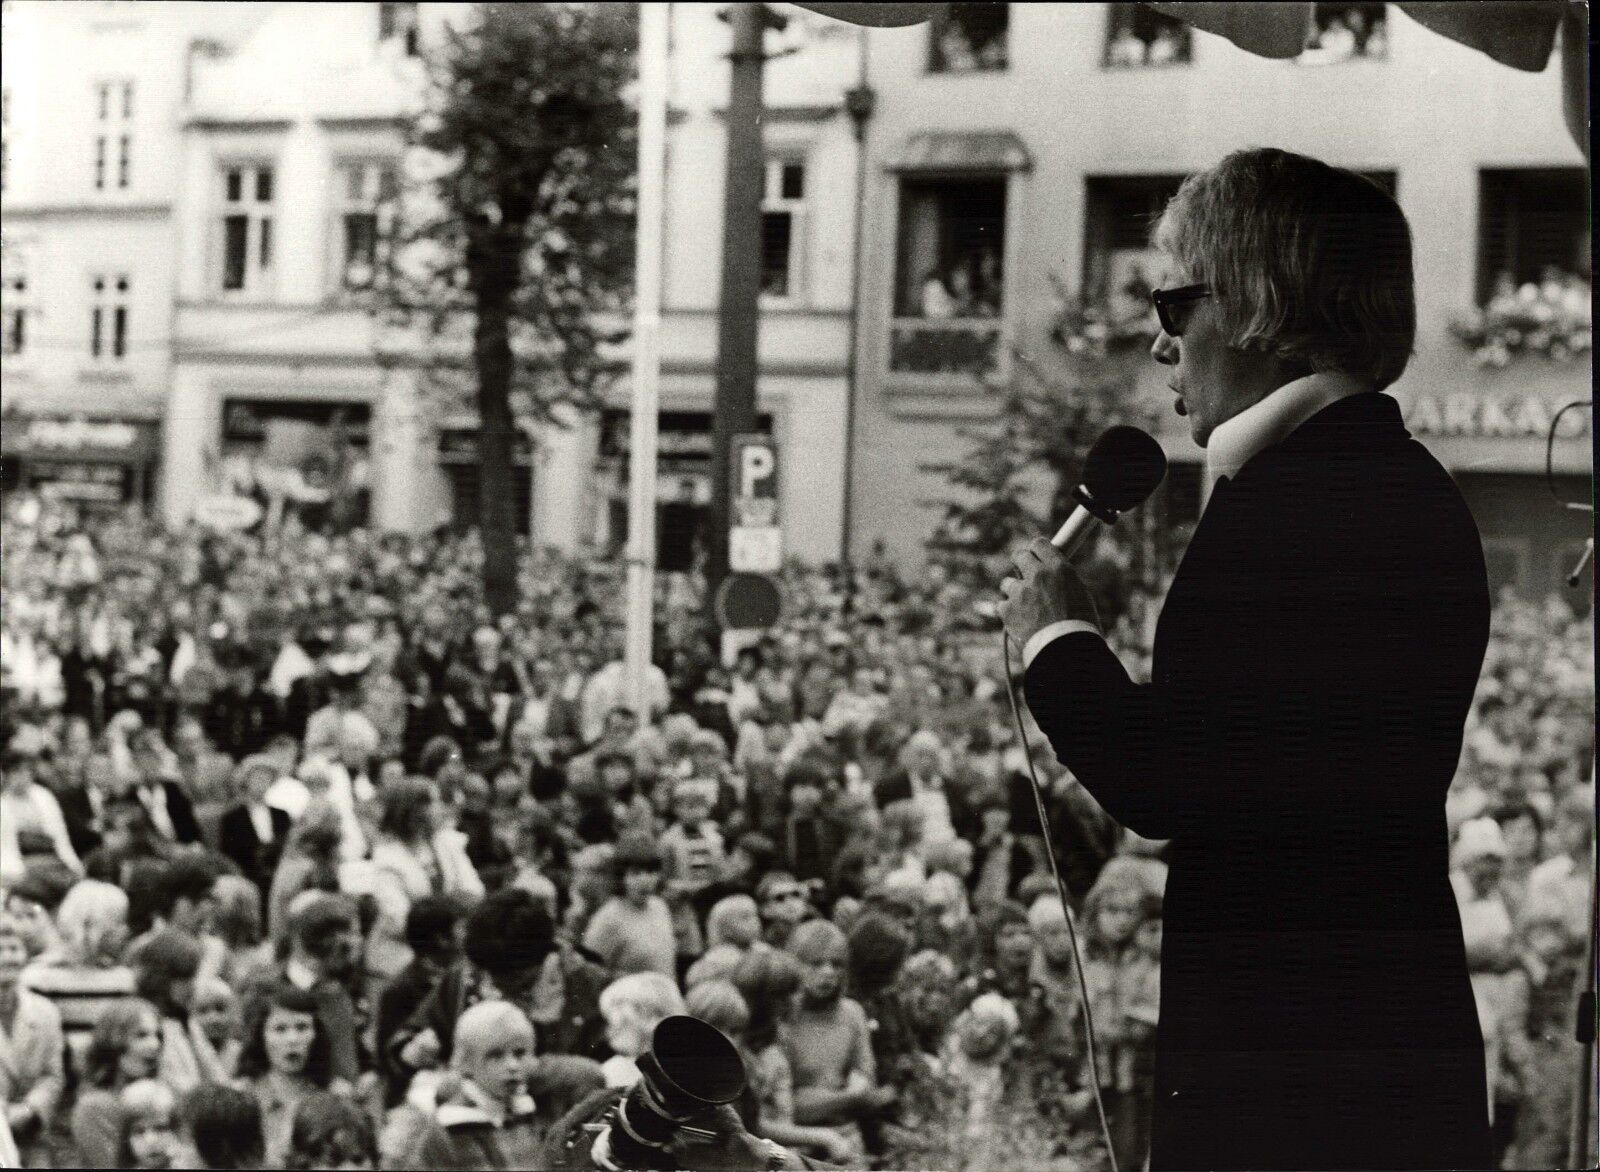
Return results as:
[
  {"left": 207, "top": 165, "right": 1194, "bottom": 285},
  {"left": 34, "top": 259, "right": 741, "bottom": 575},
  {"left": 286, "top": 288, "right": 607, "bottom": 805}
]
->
[
  {"left": 1000, "top": 150, "right": 1492, "bottom": 1171},
  {"left": 129, "top": 730, "right": 201, "bottom": 845},
  {"left": 218, "top": 754, "right": 292, "bottom": 896}
]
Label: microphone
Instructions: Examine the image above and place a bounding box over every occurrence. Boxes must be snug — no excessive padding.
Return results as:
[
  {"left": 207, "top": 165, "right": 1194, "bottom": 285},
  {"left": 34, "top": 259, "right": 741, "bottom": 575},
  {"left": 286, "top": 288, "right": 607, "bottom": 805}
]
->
[{"left": 1050, "top": 426, "right": 1168, "bottom": 559}]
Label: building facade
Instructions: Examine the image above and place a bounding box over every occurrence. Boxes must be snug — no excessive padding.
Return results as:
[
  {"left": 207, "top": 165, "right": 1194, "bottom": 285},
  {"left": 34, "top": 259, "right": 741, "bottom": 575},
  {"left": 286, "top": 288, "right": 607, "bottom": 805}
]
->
[
  {"left": 4, "top": 2, "right": 1589, "bottom": 602},
  {"left": 1, "top": 0, "right": 270, "bottom": 512},
  {"left": 848, "top": 3, "right": 1591, "bottom": 601}
]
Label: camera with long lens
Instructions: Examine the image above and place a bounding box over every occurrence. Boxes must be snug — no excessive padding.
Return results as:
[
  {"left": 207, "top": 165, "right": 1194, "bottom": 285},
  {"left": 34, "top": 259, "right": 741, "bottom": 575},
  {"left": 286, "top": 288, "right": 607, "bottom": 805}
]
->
[{"left": 590, "top": 1015, "right": 749, "bottom": 1171}]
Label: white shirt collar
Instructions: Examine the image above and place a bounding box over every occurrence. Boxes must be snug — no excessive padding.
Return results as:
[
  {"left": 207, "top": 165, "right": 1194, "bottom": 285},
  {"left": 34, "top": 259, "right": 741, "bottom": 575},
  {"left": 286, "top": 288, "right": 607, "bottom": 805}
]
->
[{"left": 1205, "top": 370, "right": 1373, "bottom": 487}]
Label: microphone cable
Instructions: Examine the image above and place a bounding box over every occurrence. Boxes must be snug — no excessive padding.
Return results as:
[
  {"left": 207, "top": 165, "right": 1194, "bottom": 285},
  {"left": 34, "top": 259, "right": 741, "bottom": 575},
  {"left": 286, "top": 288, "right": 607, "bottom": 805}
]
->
[{"left": 1000, "top": 627, "right": 1121, "bottom": 1172}]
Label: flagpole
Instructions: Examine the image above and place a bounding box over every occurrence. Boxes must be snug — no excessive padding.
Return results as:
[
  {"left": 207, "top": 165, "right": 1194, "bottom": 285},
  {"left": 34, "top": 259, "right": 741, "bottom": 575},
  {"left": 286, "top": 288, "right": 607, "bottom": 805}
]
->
[{"left": 624, "top": 2, "right": 669, "bottom": 721}]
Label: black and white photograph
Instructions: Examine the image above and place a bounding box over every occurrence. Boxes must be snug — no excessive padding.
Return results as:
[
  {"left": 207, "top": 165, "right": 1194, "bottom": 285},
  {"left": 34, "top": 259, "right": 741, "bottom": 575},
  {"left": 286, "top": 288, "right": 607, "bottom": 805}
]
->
[{"left": 0, "top": 3, "right": 1592, "bottom": 1170}]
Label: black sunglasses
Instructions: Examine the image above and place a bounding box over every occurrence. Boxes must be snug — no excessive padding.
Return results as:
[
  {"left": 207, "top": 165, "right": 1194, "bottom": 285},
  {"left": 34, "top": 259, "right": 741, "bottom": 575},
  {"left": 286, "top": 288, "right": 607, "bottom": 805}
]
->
[{"left": 1151, "top": 284, "right": 1213, "bottom": 337}]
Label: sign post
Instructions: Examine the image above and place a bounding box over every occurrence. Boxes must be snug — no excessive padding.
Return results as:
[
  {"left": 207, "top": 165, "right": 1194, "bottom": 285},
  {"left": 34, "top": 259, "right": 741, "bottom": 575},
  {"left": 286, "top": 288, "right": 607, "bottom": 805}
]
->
[{"left": 729, "top": 432, "right": 781, "bottom": 574}]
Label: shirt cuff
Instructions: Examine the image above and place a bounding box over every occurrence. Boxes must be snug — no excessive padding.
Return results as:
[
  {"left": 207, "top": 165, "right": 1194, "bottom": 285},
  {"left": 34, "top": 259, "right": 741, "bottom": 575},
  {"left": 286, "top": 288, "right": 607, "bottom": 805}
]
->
[{"left": 1022, "top": 620, "right": 1103, "bottom": 671}]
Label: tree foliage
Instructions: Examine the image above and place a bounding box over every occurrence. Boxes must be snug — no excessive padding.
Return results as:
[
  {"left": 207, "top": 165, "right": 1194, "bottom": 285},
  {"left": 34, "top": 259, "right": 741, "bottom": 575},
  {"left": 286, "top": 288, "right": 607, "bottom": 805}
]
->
[{"left": 378, "top": 2, "right": 638, "bottom": 615}]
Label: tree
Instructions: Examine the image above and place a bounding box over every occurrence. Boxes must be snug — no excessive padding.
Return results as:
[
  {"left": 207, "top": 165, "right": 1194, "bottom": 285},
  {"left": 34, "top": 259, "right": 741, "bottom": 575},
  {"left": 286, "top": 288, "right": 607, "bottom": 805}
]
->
[
  {"left": 379, "top": 3, "right": 637, "bottom": 615},
  {"left": 932, "top": 345, "right": 1189, "bottom": 634}
]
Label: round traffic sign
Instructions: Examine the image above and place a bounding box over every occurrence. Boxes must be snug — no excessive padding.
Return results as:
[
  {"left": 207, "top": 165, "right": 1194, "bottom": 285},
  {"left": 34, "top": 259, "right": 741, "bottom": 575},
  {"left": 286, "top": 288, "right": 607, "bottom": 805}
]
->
[{"left": 715, "top": 573, "right": 782, "bottom": 630}]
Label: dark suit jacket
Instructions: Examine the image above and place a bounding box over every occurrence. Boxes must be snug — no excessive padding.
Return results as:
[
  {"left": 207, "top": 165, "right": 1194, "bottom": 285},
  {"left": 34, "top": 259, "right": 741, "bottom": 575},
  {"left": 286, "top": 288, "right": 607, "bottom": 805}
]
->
[
  {"left": 55, "top": 784, "right": 103, "bottom": 859},
  {"left": 217, "top": 803, "right": 292, "bottom": 891},
  {"left": 1025, "top": 393, "right": 1492, "bottom": 1171},
  {"left": 138, "top": 780, "right": 201, "bottom": 845}
]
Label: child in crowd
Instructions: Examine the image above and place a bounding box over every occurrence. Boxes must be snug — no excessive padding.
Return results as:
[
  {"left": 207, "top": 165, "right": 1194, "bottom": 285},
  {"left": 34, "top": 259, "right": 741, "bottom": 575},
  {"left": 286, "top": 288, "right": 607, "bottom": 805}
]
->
[
  {"left": 180, "top": 1082, "right": 266, "bottom": 1170},
  {"left": 117, "top": 1078, "right": 181, "bottom": 1170},
  {"left": 780, "top": 920, "right": 892, "bottom": 1164},
  {"left": 596, "top": 970, "right": 687, "bottom": 1088},
  {"left": 581, "top": 834, "right": 677, "bottom": 978},
  {"left": 284, "top": 1091, "right": 379, "bottom": 1171},
  {"left": 659, "top": 777, "right": 726, "bottom": 972},
  {"left": 1081, "top": 857, "right": 1163, "bottom": 1172},
  {"left": 944, "top": 991, "right": 1020, "bottom": 1149},
  {"left": 404, "top": 999, "right": 546, "bottom": 1170},
  {"left": 685, "top": 893, "right": 767, "bottom": 989}
]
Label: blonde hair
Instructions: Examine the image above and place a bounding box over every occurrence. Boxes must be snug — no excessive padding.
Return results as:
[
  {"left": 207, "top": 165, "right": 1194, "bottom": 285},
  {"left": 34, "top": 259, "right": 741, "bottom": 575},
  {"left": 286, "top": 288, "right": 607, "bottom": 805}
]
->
[
  {"left": 599, "top": 971, "right": 686, "bottom": 1028},
  {"left": 57, "top": 880, "right": 130, "bottom": 963},
  {"left": 119, "top": 1078, "right": 177, "bottom": 1123},
  {"left": 452, "top": 1000, "right": 534, "bottom": 1067},
  {"left": 1154, "top": 148, "right": 1415, "bottom": 390}
]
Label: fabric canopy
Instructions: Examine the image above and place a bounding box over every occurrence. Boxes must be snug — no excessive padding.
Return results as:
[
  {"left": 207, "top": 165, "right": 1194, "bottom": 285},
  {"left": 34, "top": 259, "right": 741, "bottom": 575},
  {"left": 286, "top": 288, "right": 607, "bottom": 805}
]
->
[
  {"left": 794, "top": 0, "right": 1588, "bottom": 158},
  {"left": 885, "top": 130, "right": 1033, "bottom": 173}
]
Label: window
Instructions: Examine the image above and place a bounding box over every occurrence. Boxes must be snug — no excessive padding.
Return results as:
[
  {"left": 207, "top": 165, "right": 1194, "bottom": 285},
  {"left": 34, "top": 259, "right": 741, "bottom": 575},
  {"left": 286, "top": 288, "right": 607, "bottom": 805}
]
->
[
  {"left": 1298, "top": 4, "right": 1388, "bottom": 64},
  {"left": 89, "top": 273, "right": 130, "bottom": 362},
  {"left": 1476, "top": 168, "right": 1590, "bottom": 305},
  {"left": 333, "top": 159, "right": 398, "bottom": 292},
  {"left": 1, "top": 244, "right": 28, "bottom": 358},
  {"left": 1104, "top": 4, "right": 1193, "bottom": 68},
  {"left": 379, "top": 2, "right": 420, "bottom": 56},
  {"left": 93, "top": 80, "right": 133, "bottom": 191},
  {"left": 891, "top": 176, "right": 1006, "bottom": 377},
  {"left": 1082, "top": 174, "right": 1186, "bottom": 335},
  {"left": 219, "top": 163, "right": 275, "bottom": 294},
  {"left": 928, "top": 4, "right": 1008, "bottom": 73},
  {"left": 760, "top": 159, "right": 806, "bottom": 299}
]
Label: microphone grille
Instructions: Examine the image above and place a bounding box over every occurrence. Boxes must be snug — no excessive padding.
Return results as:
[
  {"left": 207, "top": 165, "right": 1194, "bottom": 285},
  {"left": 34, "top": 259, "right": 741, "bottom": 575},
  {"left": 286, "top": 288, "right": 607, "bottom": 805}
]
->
[{"left": 1082, "top": 426, "right": 1168, "bottom": 513}]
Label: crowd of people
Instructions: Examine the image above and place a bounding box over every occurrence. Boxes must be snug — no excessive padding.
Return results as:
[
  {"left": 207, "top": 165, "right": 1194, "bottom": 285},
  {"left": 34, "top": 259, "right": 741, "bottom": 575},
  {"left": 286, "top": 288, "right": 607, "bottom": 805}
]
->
[{"left": 0, "top": 492, "right": 1591, "bottom": 1170}]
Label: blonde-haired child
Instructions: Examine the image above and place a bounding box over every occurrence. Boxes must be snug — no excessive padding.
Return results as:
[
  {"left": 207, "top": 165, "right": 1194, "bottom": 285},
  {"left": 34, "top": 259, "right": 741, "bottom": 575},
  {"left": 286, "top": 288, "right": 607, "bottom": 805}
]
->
[
  {"left": 597, "top": 971, "right": 686, "bottom": 1088},
  {"left": 117, "top": 1078, "right": 180, "bottom": 1169}
]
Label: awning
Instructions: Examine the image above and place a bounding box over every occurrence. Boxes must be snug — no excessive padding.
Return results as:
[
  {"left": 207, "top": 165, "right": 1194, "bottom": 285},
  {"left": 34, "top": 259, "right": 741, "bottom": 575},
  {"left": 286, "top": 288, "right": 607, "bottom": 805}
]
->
[{"left": 885, "top": 131, "right": 1032, "bottom": 174}]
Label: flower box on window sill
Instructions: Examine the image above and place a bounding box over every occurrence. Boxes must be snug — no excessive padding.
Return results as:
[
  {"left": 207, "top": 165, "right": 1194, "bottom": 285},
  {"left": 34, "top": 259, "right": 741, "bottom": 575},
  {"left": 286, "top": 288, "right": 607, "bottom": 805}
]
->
[
  {"left": 1050, "top": 301, "right": 1158, "bottom": 357},
  {"left": 1450, "top": 282, "right": 1592, "bottom": 368},
  {"left": 887, "top": 317, "right": 1008, "bottom": 383}
]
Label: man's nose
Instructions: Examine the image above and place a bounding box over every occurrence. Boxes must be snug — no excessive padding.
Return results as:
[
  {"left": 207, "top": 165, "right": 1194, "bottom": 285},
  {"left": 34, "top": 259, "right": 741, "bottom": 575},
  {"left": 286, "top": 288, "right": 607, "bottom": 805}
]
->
[{"left": 1151, "top": 331, "right": 1179, "bottom": 366}]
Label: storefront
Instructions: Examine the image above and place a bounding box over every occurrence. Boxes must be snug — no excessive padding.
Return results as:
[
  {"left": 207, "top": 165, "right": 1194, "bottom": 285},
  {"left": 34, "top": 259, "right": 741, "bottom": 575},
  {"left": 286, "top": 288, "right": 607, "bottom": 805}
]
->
[
  {"left": 1402, "top": 386, "right": 1592, "bottom": 605},
  {"left": 216, "top": 398, "right": 371, "bottom": 531},
  {"left": 0, "top": 412, "right": 162, "bottom": 511},
  {"left": 594, "top": 409, "right": 774, "bottom": 571}
]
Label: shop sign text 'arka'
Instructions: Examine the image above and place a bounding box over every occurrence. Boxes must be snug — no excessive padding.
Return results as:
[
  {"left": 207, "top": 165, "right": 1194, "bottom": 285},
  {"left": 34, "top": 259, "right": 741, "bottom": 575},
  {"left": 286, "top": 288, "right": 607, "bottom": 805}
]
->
[{"left": 1405, "top": 394, "right": 1590, "bottom": 439}]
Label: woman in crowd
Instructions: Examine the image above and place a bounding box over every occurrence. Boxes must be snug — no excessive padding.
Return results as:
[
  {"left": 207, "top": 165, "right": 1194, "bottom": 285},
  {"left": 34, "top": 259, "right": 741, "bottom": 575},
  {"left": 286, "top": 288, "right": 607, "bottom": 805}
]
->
[
  {"left": 71, "top": 998, "right": 168, "bottom": 1167},
  {"left": 234, "top": 982, "right": 340, "bottom": 1167}
]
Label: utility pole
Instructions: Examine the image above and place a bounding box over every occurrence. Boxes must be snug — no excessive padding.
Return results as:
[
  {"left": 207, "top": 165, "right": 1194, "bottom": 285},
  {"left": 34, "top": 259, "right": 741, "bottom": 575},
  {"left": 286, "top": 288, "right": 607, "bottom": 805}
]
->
[
  {"left": 707, "top": 2, "right": 780, "bottom": 625},
  {"left": 839, "top": 28, "right": 875, "bottom": 589},
  {"left": 624, "top": 2, "right": 669, "bottom": 720}
]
